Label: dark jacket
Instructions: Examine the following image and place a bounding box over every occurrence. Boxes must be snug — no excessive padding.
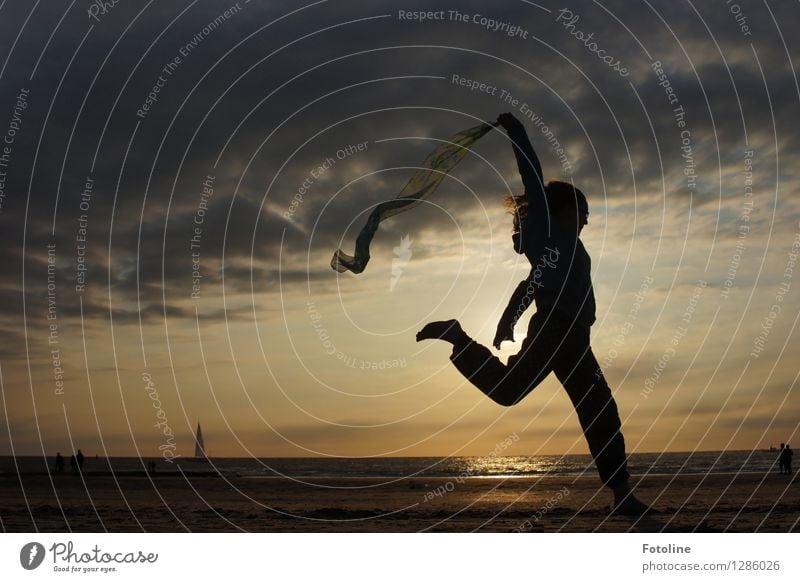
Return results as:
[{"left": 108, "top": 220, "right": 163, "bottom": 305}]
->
[{"left": 505, "top": 124, "right": 596, "bottom": 328}]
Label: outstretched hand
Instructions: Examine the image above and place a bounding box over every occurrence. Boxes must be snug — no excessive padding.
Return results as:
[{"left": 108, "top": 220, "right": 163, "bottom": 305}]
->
[
  {"left": 497, "top": 112, "right": 522, "bottom": 131},
  {"left": 493, "top": 316, "right": 516, "bottom": 349}
]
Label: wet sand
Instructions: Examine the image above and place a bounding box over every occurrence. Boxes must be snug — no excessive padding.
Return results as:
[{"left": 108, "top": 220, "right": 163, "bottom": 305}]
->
[{"left": 1, "top": 471, "right": 797, "bottom": 532}]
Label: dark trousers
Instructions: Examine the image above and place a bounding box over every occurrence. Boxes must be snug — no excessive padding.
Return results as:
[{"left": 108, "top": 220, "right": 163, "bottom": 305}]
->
[{"left": 450, "top": 309, "right": 630, "bottom": 488}]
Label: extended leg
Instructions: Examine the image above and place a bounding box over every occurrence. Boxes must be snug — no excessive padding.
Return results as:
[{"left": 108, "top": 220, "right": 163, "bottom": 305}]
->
[{"left": 422, "top": 312, "right": 566, "bottom": 406}]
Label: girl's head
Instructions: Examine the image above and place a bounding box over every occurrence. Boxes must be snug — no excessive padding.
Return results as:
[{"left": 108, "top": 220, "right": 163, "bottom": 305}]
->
[
  {"left": 545, "top": 181, "right": 589, "bottom": 234},
  {"left": 505, "top": 180, "right": 588, "bottom": 235}
]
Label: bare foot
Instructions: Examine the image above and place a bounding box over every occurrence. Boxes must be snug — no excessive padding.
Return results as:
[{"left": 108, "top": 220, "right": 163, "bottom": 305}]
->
[
  {"left": 611, "top": 482, "right": 651, "bottom": 516},
  {"left": 416, "top": 319, "right": 464, "bottom": 344},
  {"left": 611, "top": 494, "right": 651, "bottom": 516}
]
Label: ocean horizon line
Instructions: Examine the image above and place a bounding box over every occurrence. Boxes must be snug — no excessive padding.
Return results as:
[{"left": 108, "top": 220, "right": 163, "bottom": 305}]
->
[{"left": 0, "top": 449, "right": 778, "bottom": 460}]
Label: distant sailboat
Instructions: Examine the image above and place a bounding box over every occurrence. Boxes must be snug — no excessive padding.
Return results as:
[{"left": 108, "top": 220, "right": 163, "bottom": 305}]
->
[{"left": 194, "top": 423, "right": 206, "bottom": 459}]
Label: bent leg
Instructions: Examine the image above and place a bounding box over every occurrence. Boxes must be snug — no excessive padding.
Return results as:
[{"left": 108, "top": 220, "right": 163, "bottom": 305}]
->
[
  {"left": 449, "top": 312, "right": 564, "bottom": 406},
  {"left": 552, "top": 333, "right": 630, "bottom": 487}
]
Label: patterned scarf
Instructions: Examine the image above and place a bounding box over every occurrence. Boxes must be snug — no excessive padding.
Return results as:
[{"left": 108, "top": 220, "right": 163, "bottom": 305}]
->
[{"left": 331, "top": 122, "right": 497, "bottom": 274}]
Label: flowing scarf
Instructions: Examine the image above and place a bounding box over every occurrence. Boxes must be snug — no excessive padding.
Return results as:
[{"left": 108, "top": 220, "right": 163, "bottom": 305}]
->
[{"left": 330, "top": 122, "right": 497, "bottom": 274}]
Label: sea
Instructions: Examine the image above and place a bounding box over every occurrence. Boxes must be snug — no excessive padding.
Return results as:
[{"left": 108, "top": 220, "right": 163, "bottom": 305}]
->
[{"left": 1, "top": 450, "right": 786, "bottom": 479}]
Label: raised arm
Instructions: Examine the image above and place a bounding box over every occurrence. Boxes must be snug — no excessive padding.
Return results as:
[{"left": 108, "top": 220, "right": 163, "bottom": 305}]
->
[
  {"left": 497, "top": 113, "right": 545, "bottom": 198},
  {"left": 497, "top": 112, "right": 550, "bottom": 255}
]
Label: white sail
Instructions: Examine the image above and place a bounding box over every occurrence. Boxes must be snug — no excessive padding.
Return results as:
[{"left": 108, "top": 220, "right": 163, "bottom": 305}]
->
[{"left": 194, "top": 423, "right": 206, "bottom": 458}]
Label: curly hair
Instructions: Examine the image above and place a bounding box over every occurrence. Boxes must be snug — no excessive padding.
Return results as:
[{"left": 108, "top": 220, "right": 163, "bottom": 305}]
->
[{"left": 504, "top": 193, "right": 528, "bottom": 235}]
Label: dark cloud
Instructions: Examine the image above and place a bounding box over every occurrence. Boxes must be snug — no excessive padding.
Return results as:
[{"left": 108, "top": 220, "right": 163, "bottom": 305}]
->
[{"left": 0, "top": 1, "right": 795, "bottom": 313}]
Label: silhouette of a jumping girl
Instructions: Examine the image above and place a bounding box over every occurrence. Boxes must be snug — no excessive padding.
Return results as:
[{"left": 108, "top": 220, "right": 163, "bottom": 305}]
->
[{"left": 417, "top": 112, "right": 649, "bottom": 515}]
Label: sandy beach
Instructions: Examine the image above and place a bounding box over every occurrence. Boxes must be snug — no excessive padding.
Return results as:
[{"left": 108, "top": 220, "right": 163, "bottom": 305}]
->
[{"left": 1, "top": 470, "right": 797, "bottom": 533}]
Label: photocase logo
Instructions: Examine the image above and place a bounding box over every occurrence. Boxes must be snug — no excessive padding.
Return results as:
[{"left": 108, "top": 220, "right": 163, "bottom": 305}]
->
[
  {"left": 19, "top": 542, "right": 46, "bottom": 570},
  {"left": 389, "top": 235, "right": 413, "bottom": 291}
]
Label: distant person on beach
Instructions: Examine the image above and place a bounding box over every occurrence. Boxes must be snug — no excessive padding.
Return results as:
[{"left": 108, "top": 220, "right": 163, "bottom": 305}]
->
[
  {"left": 70, "top": 454, "right": 77, "bottom": 474},
  {"left": 780, "top": 444, "right": 793, "bottom": 475},
  {"left": 54, "top": 452, "right": 64, "bottom": 474},
  {"left": 76, "top": 449, "right": 85, "bottom": 471},
  {"left": 417, "top": 112, "right": 649, "bottom": 516},
  {"left": 778, "top": 443, "right": 786, "bottom": 474}
]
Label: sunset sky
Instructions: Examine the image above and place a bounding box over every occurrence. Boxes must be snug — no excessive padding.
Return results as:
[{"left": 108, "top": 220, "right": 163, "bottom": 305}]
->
[{"left": 1, "top": 0, "right": 799, "bottom": 460}]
